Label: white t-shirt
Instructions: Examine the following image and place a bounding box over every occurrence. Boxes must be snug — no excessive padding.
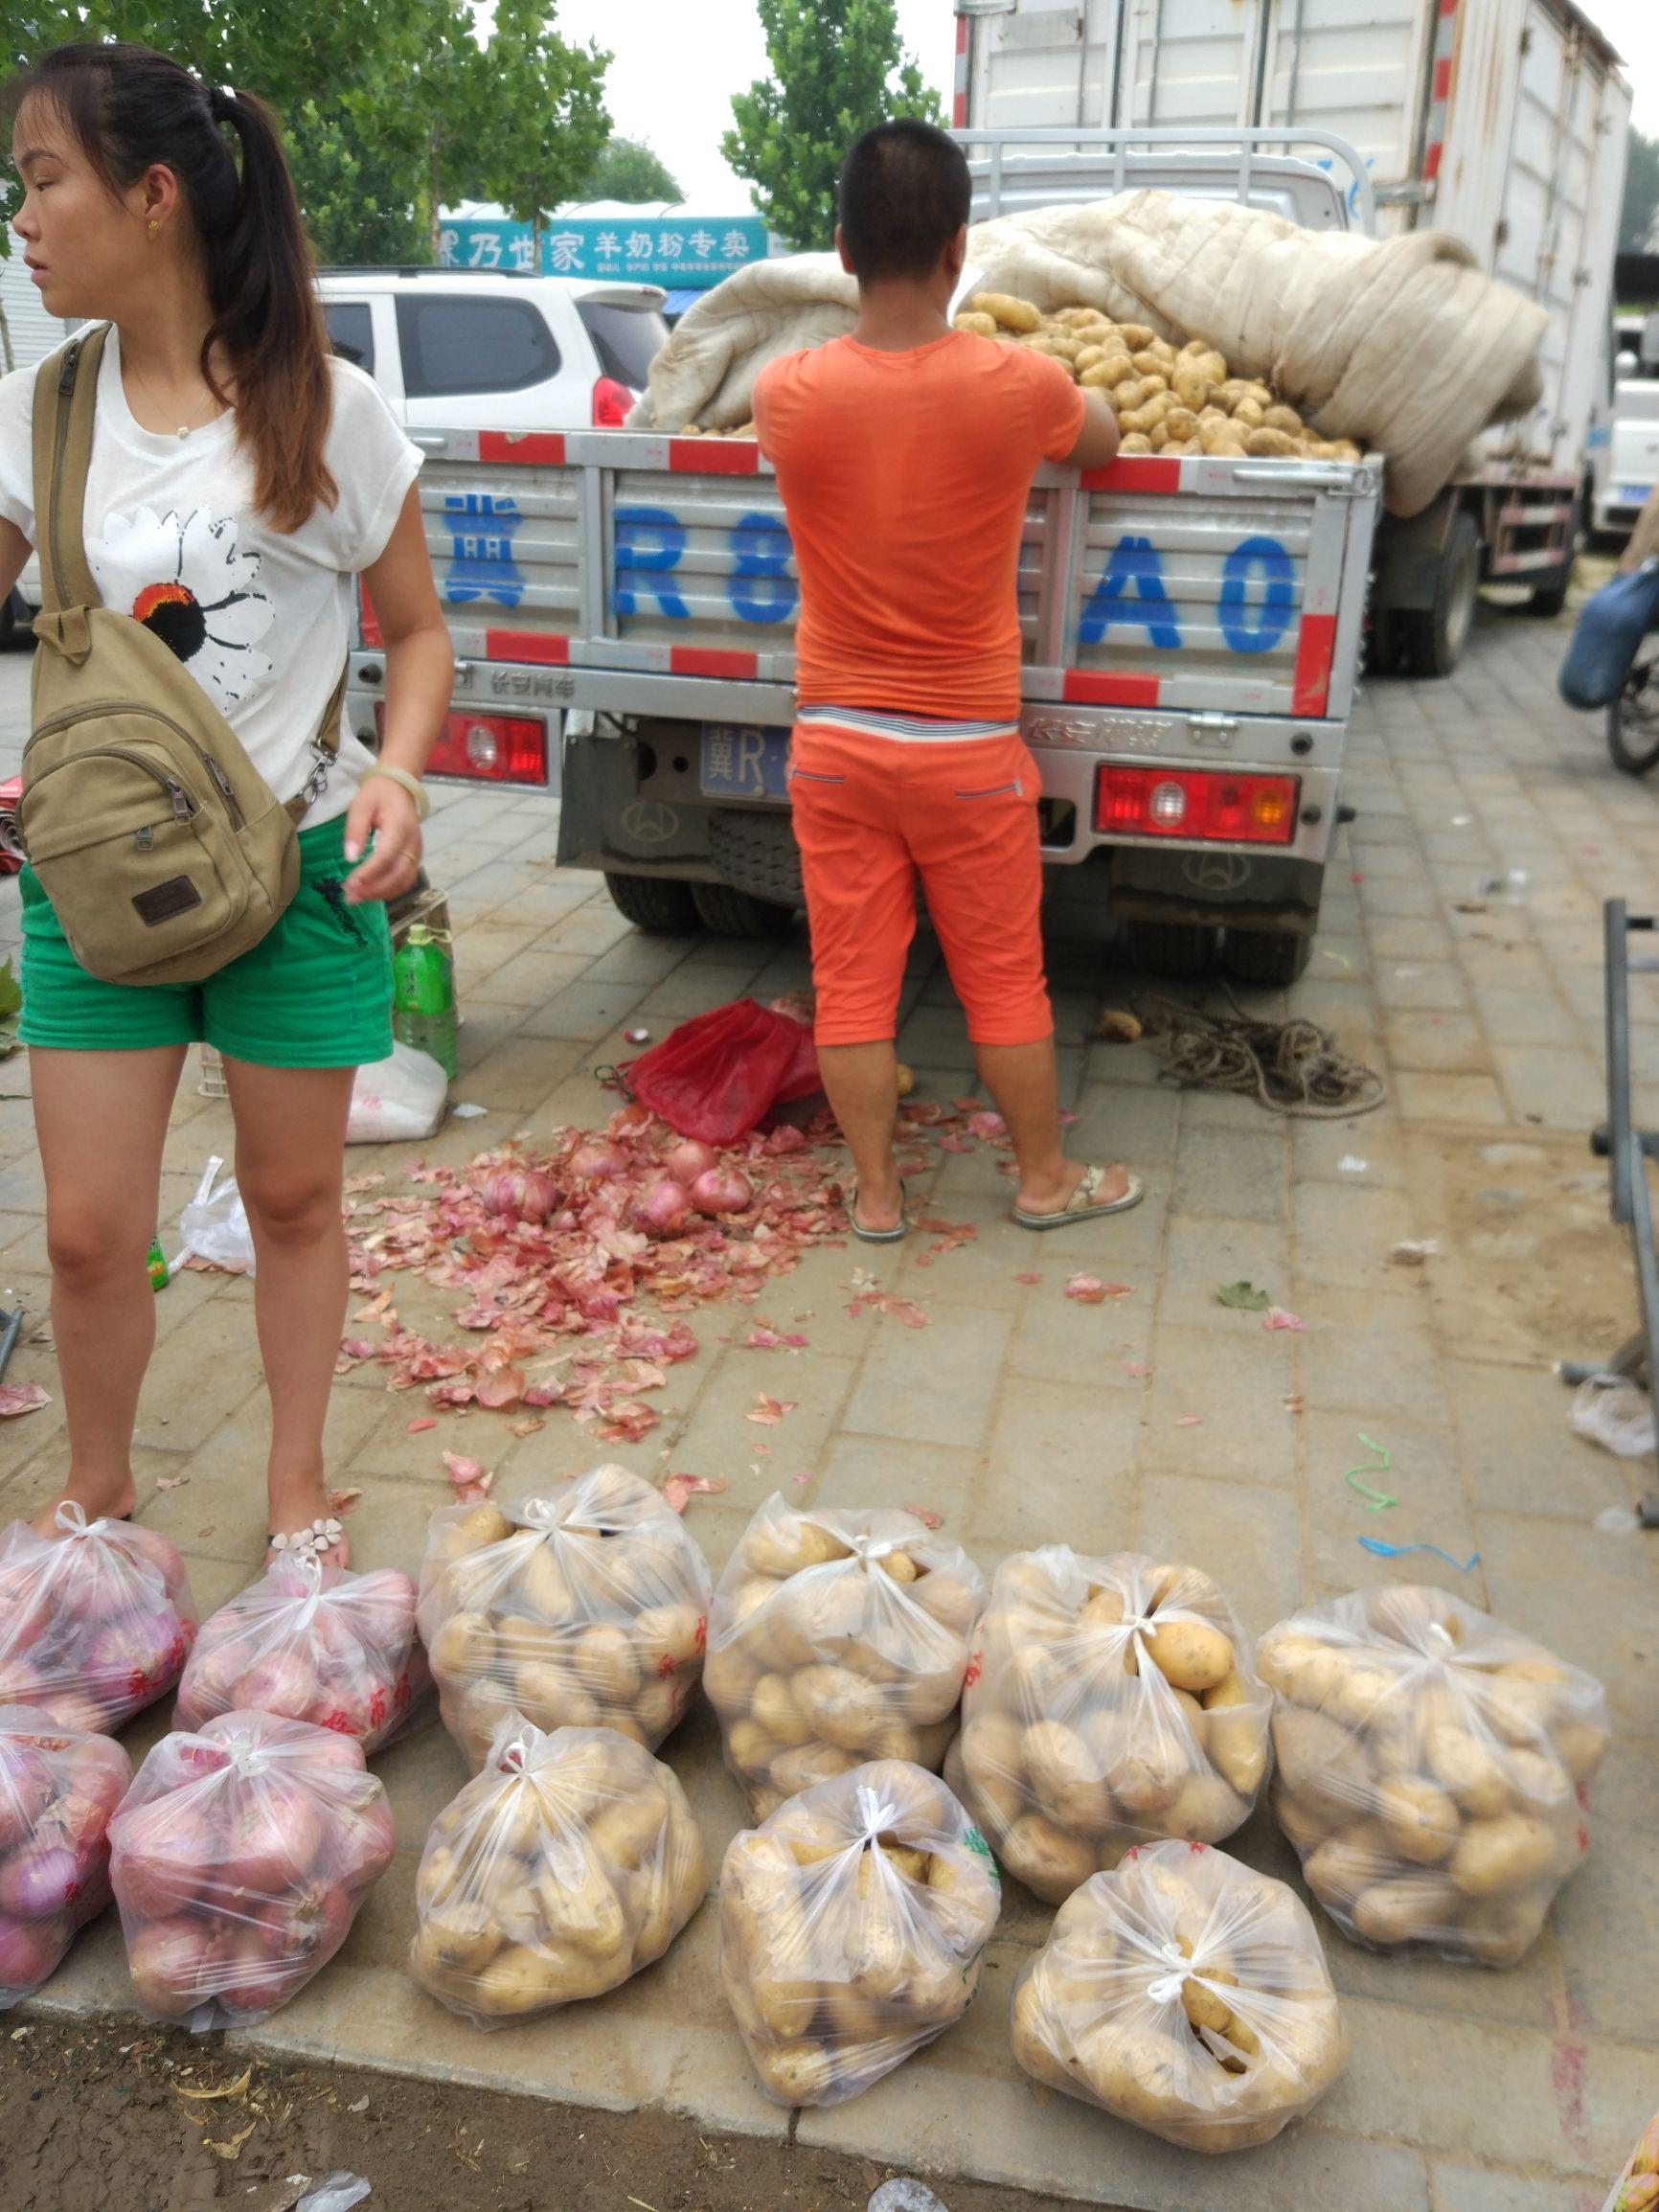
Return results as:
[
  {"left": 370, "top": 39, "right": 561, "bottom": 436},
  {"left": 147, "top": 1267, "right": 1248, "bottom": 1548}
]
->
[{"left": 0, "top": 330, "right": 422, "bottom": 827}]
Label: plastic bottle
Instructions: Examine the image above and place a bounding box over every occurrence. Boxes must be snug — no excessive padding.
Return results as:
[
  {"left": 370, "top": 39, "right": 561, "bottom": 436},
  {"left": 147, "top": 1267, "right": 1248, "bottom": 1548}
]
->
[
  {"left": 147, "top": 1234, "right": 169, "bottom": 1292},
  {"left": 392, "top": 924, "right": 458, "bottom": 1081}
]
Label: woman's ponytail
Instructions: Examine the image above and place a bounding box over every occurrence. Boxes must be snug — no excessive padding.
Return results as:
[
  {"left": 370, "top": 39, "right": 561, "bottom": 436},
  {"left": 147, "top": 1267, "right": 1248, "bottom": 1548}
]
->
[{"left": 7, "top": 44, "right": 337, "bottom": 535}]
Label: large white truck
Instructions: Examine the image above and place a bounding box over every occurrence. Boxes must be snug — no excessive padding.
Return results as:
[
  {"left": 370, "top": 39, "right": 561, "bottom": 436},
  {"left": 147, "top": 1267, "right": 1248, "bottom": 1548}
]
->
[
  {"left": 953, "top": 0, "right": 1632, "bottom": 670},
  {"left": 350, "top": 139, "right": 1385, "bottom": 983}
]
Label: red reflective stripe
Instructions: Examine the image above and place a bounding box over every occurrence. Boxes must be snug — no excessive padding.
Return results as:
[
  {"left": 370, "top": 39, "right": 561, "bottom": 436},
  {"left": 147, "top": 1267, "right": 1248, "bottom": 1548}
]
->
[
  {"left": 478, "top": 431, "right": 565, "bottom": 466},
  {"left": 1433, "top": 57, "right": 1451, "bottom": 99},
  {"left": 954, "top": 89, "right": 967, "bottom": 126},
  {"left": 1079, "top": 456, "right": 1183, "bottom": 493},
  {"left": 1423, "top": 143, "right": 1443, "bottom": 181},
  {"left": 671, "top": 647, "right": 758, "bottom": 678},
  {"left": 1062, "top": 671, "right": 1163, "bottom": 708},
  {"left": 671, "top": 438, "right": 758, "bottom": 474},
  {"left": 1439, "top": 0, "right": 1458, "bottom": 16},
  {"left": 484, "top": 630, "right": 570, "bottom": 665},
  {"left": 956, "top": 12, "right": 967, "bottom": 52},
  {"left": 359, "top": 582, "right": 383, "bottom": 650},
  {"left": 1292, "top": 613, "right": 1336, "bottom": 718}
]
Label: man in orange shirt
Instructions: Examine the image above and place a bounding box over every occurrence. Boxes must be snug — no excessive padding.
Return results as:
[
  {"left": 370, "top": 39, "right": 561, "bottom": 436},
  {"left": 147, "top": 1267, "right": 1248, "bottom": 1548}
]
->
[{"left": 754, "top": 120, "right": 1141, "bottom": 1240}]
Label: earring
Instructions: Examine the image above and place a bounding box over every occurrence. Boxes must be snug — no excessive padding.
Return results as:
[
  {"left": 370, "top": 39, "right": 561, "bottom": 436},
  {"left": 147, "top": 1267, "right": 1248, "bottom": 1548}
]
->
[{"left": 147, "top": 218, "right": 159, "bottom": 234}]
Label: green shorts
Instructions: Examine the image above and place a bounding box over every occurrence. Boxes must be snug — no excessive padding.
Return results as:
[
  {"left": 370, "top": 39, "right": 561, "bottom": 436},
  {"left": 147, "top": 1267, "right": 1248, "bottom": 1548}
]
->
[{"left": 17, "top": 813, "right": 396, "bottom": 1069}]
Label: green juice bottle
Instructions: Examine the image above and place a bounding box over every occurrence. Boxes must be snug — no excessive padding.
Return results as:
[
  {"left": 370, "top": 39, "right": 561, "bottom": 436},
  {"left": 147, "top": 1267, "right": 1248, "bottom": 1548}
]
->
[{"left": 392, "top": 924, "right": 458, "bottom": 1081}]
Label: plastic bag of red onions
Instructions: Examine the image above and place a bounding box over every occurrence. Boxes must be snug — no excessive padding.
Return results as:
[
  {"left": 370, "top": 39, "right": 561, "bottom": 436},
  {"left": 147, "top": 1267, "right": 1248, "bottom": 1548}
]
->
[
  {"left": 176, "top": 1552, "right": 431, "bottom": 1752},
  {"left": 0, "top": 1705, "right": 131, "bottom": 2007},
  {"left": 0, "top": 1506, "right": 196, "bottom": 1735},
  {"left": 109, "top": 1710, "right": 396, "bottom": 2030}
]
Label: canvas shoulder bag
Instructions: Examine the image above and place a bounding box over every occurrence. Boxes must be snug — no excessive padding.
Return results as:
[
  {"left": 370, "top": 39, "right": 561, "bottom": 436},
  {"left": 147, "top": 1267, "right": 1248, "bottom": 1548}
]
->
[{"left": 19, "top": 324, "right": 346, "bottom": 986}]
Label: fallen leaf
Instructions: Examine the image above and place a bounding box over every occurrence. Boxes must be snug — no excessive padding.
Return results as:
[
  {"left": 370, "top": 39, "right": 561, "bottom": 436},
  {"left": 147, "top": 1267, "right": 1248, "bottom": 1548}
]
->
[
  {"left": 662, "top": 1472, "right": 727, "bottom": 1514},
  {"left": 746, "top": 1393, "right": 798, "bottom": 1425},
  {"left": 1216, "top": 1281, "right": 1271, "bottom": 1311},
  {"left": 1263, "top": 1307, "right": 1307, "bottom": 1333},
  {"left": 203, "top": 2120, "right": 257, "bottom": 2160},
  {"left": 0, "top": 1382, "right": 49, "bottom": 1419},
  {"left": 173, "top": 2067, "right": 252, "bottom": 2102}
]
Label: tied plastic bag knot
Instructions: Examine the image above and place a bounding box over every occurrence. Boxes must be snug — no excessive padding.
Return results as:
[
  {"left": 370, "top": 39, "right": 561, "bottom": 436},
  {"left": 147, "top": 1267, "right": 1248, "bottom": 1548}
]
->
[
  {"left": 849, "top": 1530, "right": 902, "bottom": 1567},
  {"left": 854, "top": 1784, "right": 901, "bottom": 1844},
  {"left": 518, "top": 1497, "right": 565, "bottom": 1537},
  {"left": 498, "top": 1730, "right": 537, "bottom": 1776},
  {"left": 55, "top": 1500, "right": 104, "bottom": 1541}
]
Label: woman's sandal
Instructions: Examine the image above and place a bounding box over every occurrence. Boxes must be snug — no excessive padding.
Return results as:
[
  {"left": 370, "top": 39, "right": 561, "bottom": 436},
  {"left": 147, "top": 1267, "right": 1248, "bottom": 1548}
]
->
[
  {"left": 266, "top": 1517, "right": 348, "bottom": 1568},
  {"left": 1012, "top": 1161, "right": 1145, "bottom": 1231},
  {"left": 847, "top": 1181, "right": 909, "bottom": 1244}
]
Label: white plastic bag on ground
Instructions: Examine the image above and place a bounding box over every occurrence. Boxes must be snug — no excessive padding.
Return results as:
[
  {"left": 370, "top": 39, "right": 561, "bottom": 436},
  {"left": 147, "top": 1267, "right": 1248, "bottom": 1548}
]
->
[
  {"left": 408, "top": 1716, "right": 705, "bottom": 2028},
  {"left": 719, "top": 1759, "right": 1002, "bottom": 2108},
  {"left": 704, "top": 1497, "right": 987, "bottom": 1819},
  {"left": 1011, "top": 1839, "right": 1347, "bottom": 2152},
  {"left": 1259, "top": 1585, "right": 1608, "bottom": 1965},
  {"left": 1570, "top": 1376, "right": 1656, "bottom": 1460},
  {"left": 178, "top": 1154, "right": 256, "bottom": 1274},
  {"left": 947, "top": 1548, "right": 1269, "bottom": 1902},
  {"left": 418, "top": 1467, "right": 713, "bottom": 1770},
  {"left": 348, "top": 1041, "right": 448, "bottom": 1144}
]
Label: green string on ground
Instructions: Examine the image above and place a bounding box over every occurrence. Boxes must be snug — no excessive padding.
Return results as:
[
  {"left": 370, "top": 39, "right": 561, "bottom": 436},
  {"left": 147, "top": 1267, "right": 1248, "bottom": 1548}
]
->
[{"left": 1344, "top": 1431, "right": 1398, "bottom": 1512}]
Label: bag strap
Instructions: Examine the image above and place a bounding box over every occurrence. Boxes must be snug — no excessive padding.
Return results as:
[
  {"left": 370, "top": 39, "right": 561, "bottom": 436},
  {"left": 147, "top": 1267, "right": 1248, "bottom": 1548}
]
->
[
  {"left": 286, "top": 663, "right": 348, "bottom": 824},
  {"left": 31, "top": 323, "right": 108, "bottom": 616}
]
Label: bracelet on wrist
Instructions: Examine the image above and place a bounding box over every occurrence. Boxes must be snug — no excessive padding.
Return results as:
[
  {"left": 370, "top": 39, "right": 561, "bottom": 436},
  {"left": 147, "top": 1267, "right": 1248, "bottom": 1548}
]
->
[{"left": 362, "top": 764, "right": 429, "bottom": 821}]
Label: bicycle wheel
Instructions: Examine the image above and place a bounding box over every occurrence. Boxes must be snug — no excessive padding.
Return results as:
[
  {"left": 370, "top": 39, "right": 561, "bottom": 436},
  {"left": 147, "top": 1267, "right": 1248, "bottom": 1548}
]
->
[{"left": 1608, "top": 635, "right": 1659, "bottom": 777}]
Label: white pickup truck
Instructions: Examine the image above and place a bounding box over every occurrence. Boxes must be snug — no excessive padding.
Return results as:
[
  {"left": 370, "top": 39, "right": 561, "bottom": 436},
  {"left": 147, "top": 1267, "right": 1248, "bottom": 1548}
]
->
[{"left": 348, "top": 136, "right": 1384, "bottom": 983}]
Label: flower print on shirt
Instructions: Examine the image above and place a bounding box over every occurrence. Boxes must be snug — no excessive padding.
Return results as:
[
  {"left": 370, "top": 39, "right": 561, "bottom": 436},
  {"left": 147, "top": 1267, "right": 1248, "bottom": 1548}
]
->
[{"left": 87, "top": 506, "right": 276, "bottom": 711}]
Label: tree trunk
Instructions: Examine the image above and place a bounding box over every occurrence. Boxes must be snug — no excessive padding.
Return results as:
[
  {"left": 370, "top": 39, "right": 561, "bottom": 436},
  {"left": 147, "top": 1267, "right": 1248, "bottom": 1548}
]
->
[{"left": 428, "top": 129, "right": 443, "bottom": 263}]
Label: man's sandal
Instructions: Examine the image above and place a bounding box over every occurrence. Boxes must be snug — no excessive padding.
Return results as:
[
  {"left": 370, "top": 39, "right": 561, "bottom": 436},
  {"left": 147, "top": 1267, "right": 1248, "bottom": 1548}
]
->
[
  {"left": 847, "top": 1182, "right": 909, "bottom": 1244},
  {"left": 1012, "top": 1162, "right": 1145, "bottom": 1231}
]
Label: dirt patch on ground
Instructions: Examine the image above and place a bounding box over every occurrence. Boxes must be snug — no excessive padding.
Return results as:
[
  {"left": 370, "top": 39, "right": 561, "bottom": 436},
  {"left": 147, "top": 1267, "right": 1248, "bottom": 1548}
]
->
[
  {"left": 0, "top": 2015, "right": 1085, "bottom": 2212},
  {"left": 1407, "top": 1130, "right": 1637, "bottom": 1367}
]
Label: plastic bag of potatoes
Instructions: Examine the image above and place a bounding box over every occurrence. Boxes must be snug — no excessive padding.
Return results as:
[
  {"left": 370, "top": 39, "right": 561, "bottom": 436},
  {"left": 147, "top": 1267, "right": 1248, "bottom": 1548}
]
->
[
  {"left": 953, "top": 293, "right": 1364, "bottom": 464},
  {"left": 719, "top": 1758, "right": 1002, "bottom": 2107},
  {"left": 409, "top": 1717, "right": 705, "bottom": 2028},
  {"left": 945, "top": 1549, "right": 1269, "bottom": 1904},
  {"left": 704, "top": 1497, "right": 987, "bottom": 1818},
  {"left": 417, "top": 1466, "right": 712, "bottom": 1771},
  {"left": 1260, "top": 1585, "right": 1608, "bottom": 1966},
  {"left": 1011, "top": 1838, "right": 1347, "bottom": 2152}
]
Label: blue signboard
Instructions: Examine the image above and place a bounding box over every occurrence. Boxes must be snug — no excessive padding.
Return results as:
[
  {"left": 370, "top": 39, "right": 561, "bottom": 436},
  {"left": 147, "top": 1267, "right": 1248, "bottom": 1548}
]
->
[{"left": 438, "top": 214, "right": 768, "bottom": 288}]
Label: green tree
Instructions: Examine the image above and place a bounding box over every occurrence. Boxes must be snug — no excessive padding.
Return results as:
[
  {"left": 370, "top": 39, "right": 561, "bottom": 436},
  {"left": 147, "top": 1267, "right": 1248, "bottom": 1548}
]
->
[
  {"left": 585, "top": 135, "right": 682, "bottom": 204},
  {"left": 1622, "top": 128, "right": 1659, "bottom": 257},
  {"left": 285, "top": 98, "right": 426, "bottom": 267},
  {"left": 722, "top": 0, "right": 943, "bottom": 251}
]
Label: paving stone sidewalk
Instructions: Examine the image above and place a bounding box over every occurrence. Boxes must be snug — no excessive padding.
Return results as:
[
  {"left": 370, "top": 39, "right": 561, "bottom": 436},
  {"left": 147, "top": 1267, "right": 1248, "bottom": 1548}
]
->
[{"left": 0, "top": 609, "right": 1655, "bottom": 2211}]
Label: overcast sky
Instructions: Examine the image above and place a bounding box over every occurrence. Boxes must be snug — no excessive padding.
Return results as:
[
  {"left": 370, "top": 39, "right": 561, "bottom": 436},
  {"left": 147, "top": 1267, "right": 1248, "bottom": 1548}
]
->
[{"left": 546, "top": 0, "right": 1654, "bottom": 211}]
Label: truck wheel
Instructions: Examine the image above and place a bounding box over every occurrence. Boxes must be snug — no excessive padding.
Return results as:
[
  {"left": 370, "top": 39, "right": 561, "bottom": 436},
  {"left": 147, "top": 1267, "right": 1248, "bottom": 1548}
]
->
[
  {"left": 1398, "top": 511, "right": 1480, "bottom": 678},
  {"left": 1529, "top": 561, "right": 1575, "bottom": 619},
  {"left": 691, "top": 881, "right": 797, "bottom": 938},
  {"left": 1221, "top": 927, "right": 1313, "bottom": 986},
  {"left": 1120, "top": 920, "right": 1215, "bottom": 978},
  {"left": 604, "top": 872, "right": 701, "bottom": 934}
]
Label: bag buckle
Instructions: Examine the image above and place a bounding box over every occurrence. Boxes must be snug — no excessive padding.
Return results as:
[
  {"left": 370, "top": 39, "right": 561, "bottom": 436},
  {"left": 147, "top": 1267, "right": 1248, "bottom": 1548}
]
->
[{"left": 299, "top": 740, "right": 333, "bottom": 810}]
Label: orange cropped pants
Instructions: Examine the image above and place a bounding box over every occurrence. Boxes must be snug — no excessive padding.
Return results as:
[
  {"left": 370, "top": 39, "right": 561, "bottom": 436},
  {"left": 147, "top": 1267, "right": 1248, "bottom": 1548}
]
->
[{"left": 787, "top": 722, "right": 1054, "bottom": 1050}]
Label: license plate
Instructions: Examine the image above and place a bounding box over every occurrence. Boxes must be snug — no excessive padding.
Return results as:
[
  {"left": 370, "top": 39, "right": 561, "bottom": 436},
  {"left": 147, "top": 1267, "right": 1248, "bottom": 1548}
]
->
[
  {"left": 700, "top": 722, "right": 791, "bottom": 800},
  {"left": 1622, "top": 485, "right": 1654, "bottom": 503}
]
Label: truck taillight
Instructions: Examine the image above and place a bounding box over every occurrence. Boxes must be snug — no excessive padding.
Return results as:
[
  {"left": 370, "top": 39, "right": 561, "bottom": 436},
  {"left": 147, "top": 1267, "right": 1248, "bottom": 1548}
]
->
[
  {"left": 1095, "top": 767, "right": 1300, "bottom": 845},
  {"left": 375, "top": 706, "right": 548, "bottom": 785},
  {"left": 359, "top": 581, "right": 383, "bottom": 650},
  {"left": 591, "top": 376, "right": 631, "bottom": 427}
]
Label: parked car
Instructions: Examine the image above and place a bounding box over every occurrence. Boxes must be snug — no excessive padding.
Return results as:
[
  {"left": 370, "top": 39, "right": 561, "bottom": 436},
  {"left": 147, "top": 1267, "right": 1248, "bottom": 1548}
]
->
[{"left": 315, "top": 267, "right": 670, "bottom": 433}]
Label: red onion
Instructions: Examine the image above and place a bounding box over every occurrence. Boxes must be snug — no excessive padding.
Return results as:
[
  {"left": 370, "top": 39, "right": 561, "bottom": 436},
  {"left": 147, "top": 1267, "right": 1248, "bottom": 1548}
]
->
[
  {"left": 633, "top": 1177, "right": 693, "bottom": 1238},
  {"left": 569, "top": 1138, "right": 626, "bottom": 1181},
  {"left": 220, "top": 1792, "right": 321, "bottom": 1897},
  {"left": 480, "top": 1167, "right": 561, "bottom": 1222},
  {"left": 0, "top": 1748, "right": 54, "bottom": 1854},
  {"left": 127, "top": 1916, "right": 215, "bottom": 2017},
  {"left": 0, "top": 1910, "right": 69, "bottom": 1991},
  {"left": 0, "top": 1840, "right": 81, "bottom": 1919},
  {"left": 690, "top": 1167, "right": 754, "bottom": 1218},
  {"left": 664, "top": 1137, "right": 720, "bottom": 1186}
]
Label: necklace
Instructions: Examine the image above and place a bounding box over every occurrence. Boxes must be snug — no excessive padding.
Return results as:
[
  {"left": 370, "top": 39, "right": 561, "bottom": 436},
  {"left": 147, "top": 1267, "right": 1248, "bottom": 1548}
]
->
[{"left": 123, "top": 357, "right": 225, "bottom": 441}]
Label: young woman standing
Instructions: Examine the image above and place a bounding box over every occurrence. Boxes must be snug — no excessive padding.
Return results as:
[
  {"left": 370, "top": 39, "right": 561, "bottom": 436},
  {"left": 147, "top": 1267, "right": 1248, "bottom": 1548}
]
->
[{"left": 0, "top": 44, "right": 453, "bottom": 1562}]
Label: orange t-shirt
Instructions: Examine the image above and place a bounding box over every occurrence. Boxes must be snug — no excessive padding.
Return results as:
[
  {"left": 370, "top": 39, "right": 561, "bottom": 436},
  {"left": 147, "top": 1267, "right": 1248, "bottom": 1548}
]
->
[{"left": 752, "top": 331, "right": 1086, "bottom": 721}]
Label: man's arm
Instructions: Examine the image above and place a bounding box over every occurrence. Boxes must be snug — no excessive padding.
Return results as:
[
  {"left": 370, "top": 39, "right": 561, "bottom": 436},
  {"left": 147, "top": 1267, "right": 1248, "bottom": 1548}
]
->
[
  {"left": 1063, "top": 392, "right": 1121, "bottom": 472},
  {"left": 1622, "top": 484, "right": 1659, "bottom": 574}
]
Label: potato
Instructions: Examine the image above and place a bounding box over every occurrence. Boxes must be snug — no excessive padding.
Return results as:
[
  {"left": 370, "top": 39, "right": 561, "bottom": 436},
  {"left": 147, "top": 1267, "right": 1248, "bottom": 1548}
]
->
[
  {"left": 1116, "top": 323, "right": 1156, "bottom": 351},
  {"left": 1352, "top": 1872, "right": 1462, "bottom": 1947},
  {"left": 953, "top": 310, "right": 997, "bottom": 337},
  {"left": 1144, "top": 1618, "right": 1233, "bottom": 1695},
  {"left": 1232, "top": 397, "right": 1265, "bottom": 431},
  {"left": 1162, "top": 405, "right": 1199, "bottom": 443},
  {"left": 968, "top": 290, "right": 1041, "bottom": 333},
  {"left": 1305, "top": 1826, "right": 1392, "bottom": 1906},
  {"left": 431, "top": 1504, "right": 515, "bottom": 1560},
  {"left": 1244, "top": 426, "right": 1298, "bottom": 458},
  {"left": 1448, "top": 1812, "right": 1557, "bottom": 1898},
  {"left": 743, "top": 1516, "right": 849, "bottom": 1580},
  {"left": 1376, "top": 1776, "right": 1459, "bottom": 1866},
  {"left": 1164, "top": 1770, "right": 1242, "bottom": 1841},
  {"left": 1424, "top": 1722, "right": 1512, "bottom": 1818},
  {"left": 587, "top": 1788, "right": 667, "bottom": 1871},
  {"left": 1262, "top": 403, "right": 1304, "bottom": 435},
  {"left": 428, "top": 1610, "right": 491, "bottom": 1679},
  {"left": 727, "top": 1719, "right": 776, "bottom": 1776}
]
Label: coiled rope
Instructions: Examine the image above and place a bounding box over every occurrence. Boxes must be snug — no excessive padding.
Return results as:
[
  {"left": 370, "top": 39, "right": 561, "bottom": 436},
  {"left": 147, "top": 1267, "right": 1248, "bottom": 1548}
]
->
[{"left": 1132, "top": 990, "right": 1386, "bottom": 1118}]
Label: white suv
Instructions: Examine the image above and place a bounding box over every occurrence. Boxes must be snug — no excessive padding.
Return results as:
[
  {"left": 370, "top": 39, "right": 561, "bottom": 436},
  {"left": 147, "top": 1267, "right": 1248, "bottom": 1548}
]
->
[{"left": 315, "top": 267, "right": 669, "bottom": 433}]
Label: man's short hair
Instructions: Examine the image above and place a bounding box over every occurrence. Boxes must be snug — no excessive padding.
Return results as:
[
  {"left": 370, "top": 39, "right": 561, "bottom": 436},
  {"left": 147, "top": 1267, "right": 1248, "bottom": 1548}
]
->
[{"left": 838, "top": 118, "right": 970, "bottom": 283}]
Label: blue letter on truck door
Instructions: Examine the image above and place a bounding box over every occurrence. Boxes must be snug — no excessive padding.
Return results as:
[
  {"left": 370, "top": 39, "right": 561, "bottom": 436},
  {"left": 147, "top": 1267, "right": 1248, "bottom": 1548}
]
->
[
  {"left": 1218, "top": 536, "right": 1295, "bottom": 655},
  {"left": 614, "top": 507, "right": 689, "bottom": 620},
  {"left": 1079, "top": 536, "right": 1182, "bottom": 650}
]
